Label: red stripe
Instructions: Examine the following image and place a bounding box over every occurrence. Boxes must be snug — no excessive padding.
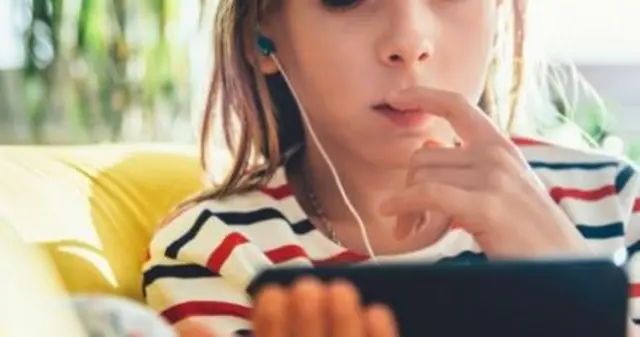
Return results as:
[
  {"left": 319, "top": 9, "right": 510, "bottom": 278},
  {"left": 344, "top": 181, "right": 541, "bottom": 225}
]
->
[
  {"left": 511, "top": 137, "right": 549, "bottom": 147},
  {"left": 630, "top": 284, "right": 640, "bottom": 298},
  {"left": 259, "top": 184, "right": 292, "bottom": 200},
  {"left": 633, "top": 198, "right": 640, "bottom": 213},
  {"left": 265, "top": 244, "right": 368, "bottom": 266},
  {"left": 161, "top": 301, "right": 251, "bottom": 324},
  {"left": 266, "top": 245, "right": 309, "bottom": 263},
  {"left": 550, "top": 185, "right": 616, "bottom": 203},
  {"left": 315, "top": 250, "right": 369, "bottom": 266},
  {"left": 206, "top": 233, "right": 249, "bottom": 273}
]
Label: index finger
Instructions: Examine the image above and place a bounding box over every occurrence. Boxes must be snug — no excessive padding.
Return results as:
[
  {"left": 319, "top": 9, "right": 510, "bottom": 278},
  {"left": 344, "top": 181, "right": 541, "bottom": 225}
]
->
[{"left": 386, "top": 87, "right": 503, "bottom": 145}]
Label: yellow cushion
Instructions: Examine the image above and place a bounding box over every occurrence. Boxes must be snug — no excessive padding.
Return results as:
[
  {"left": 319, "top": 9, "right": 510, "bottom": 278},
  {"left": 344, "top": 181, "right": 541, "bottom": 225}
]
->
[
  {"left": 0, "top": 144, "right": 205, "bottom": 302},
  {"left": 0, "top": 223, "right": 86, "bottom": 337}
]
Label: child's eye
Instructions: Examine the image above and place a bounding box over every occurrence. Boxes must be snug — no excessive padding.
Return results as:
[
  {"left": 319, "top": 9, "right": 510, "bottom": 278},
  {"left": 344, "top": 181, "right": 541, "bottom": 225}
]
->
[{"left": 321, "top": 0, "right": 363, "bottom": 11}]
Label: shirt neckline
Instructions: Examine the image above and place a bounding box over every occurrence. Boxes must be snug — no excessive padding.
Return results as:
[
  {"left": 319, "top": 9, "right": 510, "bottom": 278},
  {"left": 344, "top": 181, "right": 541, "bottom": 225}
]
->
[{"left": 265, "top": 166, "right": 467, "bottom": 263}]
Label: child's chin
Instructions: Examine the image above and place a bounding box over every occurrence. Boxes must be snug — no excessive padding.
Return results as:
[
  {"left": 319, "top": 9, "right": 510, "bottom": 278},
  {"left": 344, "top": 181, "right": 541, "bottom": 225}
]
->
[{"left": 363, "top": 147, "right": 418, "bottom": 169}]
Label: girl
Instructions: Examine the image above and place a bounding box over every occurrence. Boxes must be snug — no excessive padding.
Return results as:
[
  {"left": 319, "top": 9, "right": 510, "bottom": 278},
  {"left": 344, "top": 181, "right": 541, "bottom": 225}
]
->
[{"left": 143, "top": 1, "right": 640, "bottom": 336}]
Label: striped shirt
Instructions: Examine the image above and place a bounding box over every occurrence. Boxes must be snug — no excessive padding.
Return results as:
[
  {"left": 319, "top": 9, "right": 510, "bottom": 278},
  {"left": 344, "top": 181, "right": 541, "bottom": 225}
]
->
[{"left": 143, "top": 137, "right": 640, "bottom": 336}]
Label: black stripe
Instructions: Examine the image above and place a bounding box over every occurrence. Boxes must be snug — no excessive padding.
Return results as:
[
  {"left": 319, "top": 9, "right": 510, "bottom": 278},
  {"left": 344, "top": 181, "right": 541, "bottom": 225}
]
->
[
  {"left": 576, "top": 222, "right": 624, "bottom": 239},
  {"left": 217, "top": 207, "right": 315, "bottom": 235},
  {"left": 616, "top": 164, "right": 636, "bottom": 193},
  {"left": 234, "top": 329, "right": 253, "bottom": 337},
  {"left": 165, "top": 210, "right": 214, "bottom": 259},
  {"left": 291, "top": 219, "right": 315, "bottom": 235},
  {"left": 216, "top": 208, "right": 290, "bottom": 225},
  {"left": 628, "top": 241, "right": 640, "bottom": 256},
  {"left": 529, "top": 161, "right": 619, "bottom": 171},
  {"left": 142, "top": 264, "right": 217, "bottom": 297},
  {"left": 165, "top": 208, "right": 316, "bottom": 261}
]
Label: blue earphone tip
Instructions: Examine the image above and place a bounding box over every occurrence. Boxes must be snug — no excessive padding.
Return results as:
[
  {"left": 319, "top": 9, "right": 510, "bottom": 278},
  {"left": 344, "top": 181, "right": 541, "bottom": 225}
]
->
[{"left": 257, "top": 34, "right": 276, "bottom": 56}]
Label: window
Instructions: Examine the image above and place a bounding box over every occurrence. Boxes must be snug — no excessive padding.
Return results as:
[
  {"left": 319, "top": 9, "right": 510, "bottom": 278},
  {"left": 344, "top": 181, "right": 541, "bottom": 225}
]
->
[{"left": 534, "top": 0, "right": 640, "bottom": 64}]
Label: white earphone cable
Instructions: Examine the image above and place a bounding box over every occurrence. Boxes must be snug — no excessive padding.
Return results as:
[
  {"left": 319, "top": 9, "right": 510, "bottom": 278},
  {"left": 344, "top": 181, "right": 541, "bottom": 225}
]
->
[{"left": 270, "top": 55, "right": 378, "bottom": 262}]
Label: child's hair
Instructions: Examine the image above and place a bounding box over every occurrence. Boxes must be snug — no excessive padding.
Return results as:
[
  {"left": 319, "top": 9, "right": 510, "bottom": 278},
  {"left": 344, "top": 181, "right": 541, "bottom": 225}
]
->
[{"left": 195, "top": 0, "right": 530, "bottom": 202}]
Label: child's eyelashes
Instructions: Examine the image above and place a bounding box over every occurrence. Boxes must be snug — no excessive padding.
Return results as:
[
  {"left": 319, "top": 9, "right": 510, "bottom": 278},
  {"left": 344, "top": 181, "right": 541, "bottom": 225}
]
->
[
  {"left": 320, "top": 0, "right": 473, "bottom": 13},
  {"left": 321, "top": 0, "right": 363, "bottom": 12}
]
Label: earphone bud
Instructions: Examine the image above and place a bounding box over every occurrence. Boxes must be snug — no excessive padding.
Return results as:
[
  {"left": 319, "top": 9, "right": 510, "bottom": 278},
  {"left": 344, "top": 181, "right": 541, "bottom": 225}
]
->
[
  {"left": 254, "top": 28, "right": 378, "bottom": 262},
  {"left": 256, "top": 32, "right": 276, "bottom": 56}
]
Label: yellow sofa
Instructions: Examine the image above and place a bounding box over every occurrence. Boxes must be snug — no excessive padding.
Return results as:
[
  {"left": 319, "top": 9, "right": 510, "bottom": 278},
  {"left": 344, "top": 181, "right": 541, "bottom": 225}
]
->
[{"left": 0, "top": 144, "right": 206, "bottom": 302}]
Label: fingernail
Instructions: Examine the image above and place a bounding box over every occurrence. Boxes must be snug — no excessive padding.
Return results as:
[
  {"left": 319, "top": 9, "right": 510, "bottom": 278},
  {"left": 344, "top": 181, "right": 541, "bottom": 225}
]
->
[{"left": 424, "top": 140, "right": 442, "bottom": 148}]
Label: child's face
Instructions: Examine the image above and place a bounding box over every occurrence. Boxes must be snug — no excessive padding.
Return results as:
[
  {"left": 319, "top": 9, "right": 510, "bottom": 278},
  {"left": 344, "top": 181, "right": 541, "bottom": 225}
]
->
[{"left": 262, "top": 0, "right": 499, "bottom": 167}]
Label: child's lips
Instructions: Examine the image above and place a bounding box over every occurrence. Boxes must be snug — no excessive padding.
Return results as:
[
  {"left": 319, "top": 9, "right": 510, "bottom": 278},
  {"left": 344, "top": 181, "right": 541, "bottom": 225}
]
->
[
  {"left": 372, "top": 102, "right": 422, "bottom": 114},
  {"left": 372, "top": 102, "right": 432, "bottom": 128}
]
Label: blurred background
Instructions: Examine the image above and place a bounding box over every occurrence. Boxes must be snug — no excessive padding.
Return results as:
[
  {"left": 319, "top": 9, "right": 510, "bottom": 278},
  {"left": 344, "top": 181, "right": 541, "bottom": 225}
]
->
[
  {"left": 0, "top": 0, "right": 210, "bottom": 145},
  {"left": 0, "top": 0, "right": 638, "bottom": 160}
]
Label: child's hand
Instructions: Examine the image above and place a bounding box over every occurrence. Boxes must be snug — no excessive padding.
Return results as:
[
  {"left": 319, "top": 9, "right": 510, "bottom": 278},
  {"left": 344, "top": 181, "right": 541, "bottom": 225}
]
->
[
  {"left": 380, "top": 87, "right": 590, "bottom": 258},
  {"left": 253, "top": 277, "right": 398, "bottom": 337}
]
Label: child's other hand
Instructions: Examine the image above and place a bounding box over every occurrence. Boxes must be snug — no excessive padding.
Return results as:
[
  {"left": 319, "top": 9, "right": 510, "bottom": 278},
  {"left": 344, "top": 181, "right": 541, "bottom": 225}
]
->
[
  {"left": 253, "top": 277, "right": 398, "bottom": 337},
  {"left": 380, "top": 86, "right": 589, "bottom": 258}
]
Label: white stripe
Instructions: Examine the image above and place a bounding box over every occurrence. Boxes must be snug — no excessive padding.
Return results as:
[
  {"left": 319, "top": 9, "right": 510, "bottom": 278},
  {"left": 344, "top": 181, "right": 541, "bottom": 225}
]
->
[
  {"left": 538, "top": 170, "right": 616, "bottom": 190},
  {"left": 584, "top": 237, "right": 625, "bottom": 257},
  {"left": 146, "top": 276, "right": 251, "bottom": 314},
  {"left": 233, "top": 221, "right": 350, "bottom": 262},
  {"left": 173, "top": 214, "right": 232, "bottom": 266},
  {"left": 277, "top": 195, "right": 308, "bottom": 223},
  {"left": 372, "top": 230, "right": 479, "bottom": 263},
  {"left": 298, "top": 231, "right": 353, "bottom": 260},
  {"left": 627, "top": 213, "right": 640, "bottom": 246},
  {"left": 628, "top": 254, "right": 640, "bottom": 284},
  {"left": 630, "top": 298, "right": 640, "bottom": 321},
  {"left": 233, "top": 217, "right": 306, "bottom": 251},
  {"left": 520, "top": 145, "right": 620, "bottom": 164},
  {"left": 220, "top": 244, "right": 273, "bottom": 289},
  {"left": 202, "top": 192, "right": 308, "bottom": 232},
  {"left": 619, "top": 178, "right": 640, "bottom": 202},
  {"left": 271, "top": 256, "right": 315, "bottom": 268},
  {"left": 207, "top": 316, "right": 252, "bottom": 336},
  {"left": 165, "top": 211, "right": 273, "bottom": 288},
  {"left": 267, "top": 168, "right": 288, "bottom": 187},
  {"left": 559, "top": 196, "right": 623, "bottom": 226},
  {"left": 438, "top": 231, "right": 482, "bottom": 258}
]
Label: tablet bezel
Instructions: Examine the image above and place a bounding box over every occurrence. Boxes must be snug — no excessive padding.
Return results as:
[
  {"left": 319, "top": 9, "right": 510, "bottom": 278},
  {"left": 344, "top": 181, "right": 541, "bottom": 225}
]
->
[{"left": 248, "top": 259, "right": 628, "bottom": 337}]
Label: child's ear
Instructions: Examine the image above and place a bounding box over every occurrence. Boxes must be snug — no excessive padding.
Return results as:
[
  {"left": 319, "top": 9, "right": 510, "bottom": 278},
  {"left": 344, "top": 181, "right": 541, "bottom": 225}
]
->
[{"left": 243, "top": 26, "right": 279, "bottom": 75}]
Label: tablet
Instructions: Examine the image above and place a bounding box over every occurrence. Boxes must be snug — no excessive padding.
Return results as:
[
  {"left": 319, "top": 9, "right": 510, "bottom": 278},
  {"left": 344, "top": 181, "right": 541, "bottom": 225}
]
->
[{"left": 248, "top": 259, "right": 628, "bottom": 337}]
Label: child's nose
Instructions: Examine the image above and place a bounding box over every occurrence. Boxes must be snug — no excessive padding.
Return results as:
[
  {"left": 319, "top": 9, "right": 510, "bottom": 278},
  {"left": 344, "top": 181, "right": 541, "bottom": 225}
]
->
[{"left": 377, "top": 3, "right": 436, "bottom": 69}]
